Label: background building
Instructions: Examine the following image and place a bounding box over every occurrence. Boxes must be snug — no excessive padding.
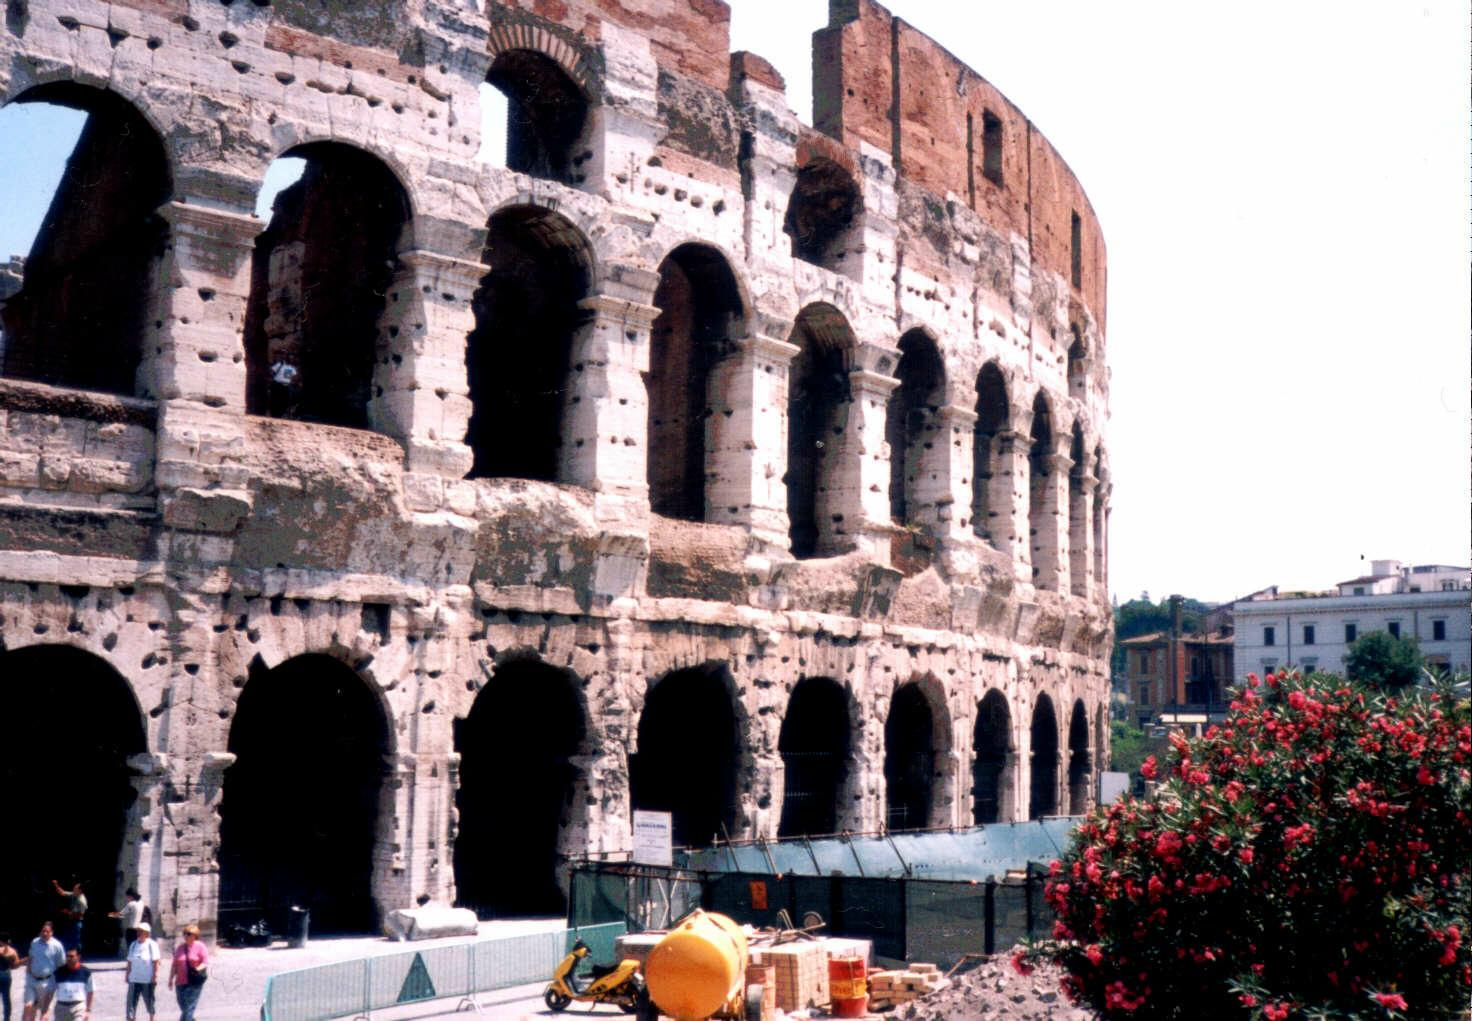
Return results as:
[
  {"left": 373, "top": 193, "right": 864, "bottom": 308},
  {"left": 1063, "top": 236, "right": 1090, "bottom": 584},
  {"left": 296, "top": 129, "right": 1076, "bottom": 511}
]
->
[{"left": 1120, "top": 595, "right": 1233, "bottom": 729}]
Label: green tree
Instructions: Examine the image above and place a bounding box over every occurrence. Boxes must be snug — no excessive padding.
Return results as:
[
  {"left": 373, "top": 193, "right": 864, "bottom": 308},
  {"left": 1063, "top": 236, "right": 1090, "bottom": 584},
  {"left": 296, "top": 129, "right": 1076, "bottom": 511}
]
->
[
  {"left": 1344, "top": 630, "right": 1425, "bottom": 690},
  {"left": 1108, "top": 718, "right": 1151, "bottom": 775}
]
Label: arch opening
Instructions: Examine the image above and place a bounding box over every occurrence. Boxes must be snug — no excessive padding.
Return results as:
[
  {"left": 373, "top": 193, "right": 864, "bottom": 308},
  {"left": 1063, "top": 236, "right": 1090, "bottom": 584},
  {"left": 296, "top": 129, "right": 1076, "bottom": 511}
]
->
[
  {"left": 0, "top": 84, "right": 169, "bottom": 397},
  {"left": 971, "top": 363, "right": 1009, "bottom": 550},
  {"left": 218, "top": 654, "right": 391, "bottom": 936},
  {"left": 778, "top": 676, "right": 851, "bottom": 838},
  {"left": 785, "top": 304, "right": 854, "bottom": 559},
  {"left": 783, "top": 158, "right": 861, "bottom": 271},
  {"left": 454, "top": 659, "right": 586, "bottom": 918},
  {"left": 631, "top": 666, "right": 741, "bottom": 848},
  {"left": 886, "top": 330, "right": 945, "bottom": 527},
  {"left": 1028, "top": 393, "right": 1058, "bottom": 589},
  {"left": 1066, "top": 325, "right": 1087, "bottom": 398},
  {"left": 1029, "top": 694, "right": 1059, "bottom": 819},
  {"left": 0, "top": 645, "right": 146, "bottom": 956},
  {"left": 1069, "top": 423, "right": 1089, "bottom": 596},
  {"left": 883, "top": 683, "right": 935, "bottom": 831},
  {"left": 1068, "top": 699, "right": 1091, "bottom": 815},
  {"left": 646, "top": 244, "right": 743, "bottom": 521},
  {"left": 244, "top": 143, "right": 409, "bottom": 429},
  {"left": 971, "top": 689, "right": 1011, "bottom": 825},
  {"left": 485, "top": 49, "right": 589, "bottom": 184},
  {"left": 467, "top": 205, "right": 592, "bottom": 481}
]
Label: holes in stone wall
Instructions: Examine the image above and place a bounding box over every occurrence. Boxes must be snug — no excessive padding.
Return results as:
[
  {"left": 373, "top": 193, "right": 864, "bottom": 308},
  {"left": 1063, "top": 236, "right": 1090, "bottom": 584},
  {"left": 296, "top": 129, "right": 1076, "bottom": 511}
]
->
[
  {"left": 0, "top": 84, "right": 168, "bottom": 397},
  {"left": 0, "top": 645, "right": 146, "bottom": 955},
  {"left": 646, "top": 244, "right": 743, "bottom": 521},
  {"left": 453, "top": 659, "right": 585, "bottom": 917},
  {"left": 485, "top": 49, "right": 588, "bottom": 184},
  {"left": 971, "top": 362, "right": 1009, "bottom": 551},
  {"left": 466, "top": 205, "right": 592, "bottom": 481},
  {"left": 783, "top": 158, "right": 861, "bottom": 271},
  {"left": 218, "top": 654, "right": 390, "bottom": 935},
  {"left": 883, "top": 682, "right": 934, "bottom": 831},
  {"left": 243, "top": 143, "right": 409, "bottom": 429},
  {"left": 778, "top": 676, "right": 850, "bottom": 838},
  {"left": 1067, "top": 698, "right": 1090, "bottom": 815},
  {"left": 786, "top": 304, "right": 854, "bottom": 559},
  {"left": 886, "top": 329, "right": 945, "bottom": 527},
  {"left": 971, "top": 688, "right": 1010, "bottom": 825},
  {"left": 1028, "top": 693, "right": 1058, "bottom": 820}
]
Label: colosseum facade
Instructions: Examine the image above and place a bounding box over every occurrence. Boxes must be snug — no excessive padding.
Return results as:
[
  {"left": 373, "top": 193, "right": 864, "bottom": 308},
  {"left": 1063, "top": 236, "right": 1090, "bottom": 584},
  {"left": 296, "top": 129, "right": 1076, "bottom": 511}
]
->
[{"left": 0, "top": 0, "right": 1111, "bottom": 939}]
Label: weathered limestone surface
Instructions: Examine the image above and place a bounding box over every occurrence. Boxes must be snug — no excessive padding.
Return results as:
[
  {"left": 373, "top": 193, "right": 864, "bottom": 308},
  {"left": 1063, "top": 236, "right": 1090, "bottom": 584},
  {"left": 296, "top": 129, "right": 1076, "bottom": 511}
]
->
[{"left": 0, "top": 0, "right": 1112, "bottom": 935}]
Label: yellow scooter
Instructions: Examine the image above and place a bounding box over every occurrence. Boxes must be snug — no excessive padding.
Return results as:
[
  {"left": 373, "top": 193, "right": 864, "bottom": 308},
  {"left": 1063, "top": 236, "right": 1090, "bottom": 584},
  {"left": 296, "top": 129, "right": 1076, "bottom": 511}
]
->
[{"left": 544, "top": 938, "right": 646, "bottom": 1013}]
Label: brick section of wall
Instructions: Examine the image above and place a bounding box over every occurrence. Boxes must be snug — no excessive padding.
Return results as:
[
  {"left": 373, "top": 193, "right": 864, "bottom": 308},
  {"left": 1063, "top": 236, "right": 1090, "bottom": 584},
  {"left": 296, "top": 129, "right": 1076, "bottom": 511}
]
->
[
  {"left": 813, "top": 0, "right": 894, "bottom": 154},
  {"left": 1027, "top": 131, "right": 1106, "bottom": 334},
  {"left": 264, "top": 23, "right": 421, "bottom": 85}
]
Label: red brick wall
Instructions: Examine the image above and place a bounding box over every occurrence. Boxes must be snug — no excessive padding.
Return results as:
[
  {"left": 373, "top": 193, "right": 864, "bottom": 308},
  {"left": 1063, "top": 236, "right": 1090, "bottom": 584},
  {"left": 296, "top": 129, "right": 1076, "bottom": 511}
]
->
[{"left": 813, "top": 0, "right": 893, "bottom": 155}]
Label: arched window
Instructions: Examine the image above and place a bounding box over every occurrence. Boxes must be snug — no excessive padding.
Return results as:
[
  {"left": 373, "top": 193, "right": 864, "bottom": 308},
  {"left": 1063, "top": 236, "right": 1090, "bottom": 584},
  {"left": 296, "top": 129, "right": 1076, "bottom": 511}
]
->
[
  {"left": 0, "top": 645, "right": 146, "bottom": 953},
  {"left": 786, "top": 304, "right": 854, "bottom": 558},
  {"left": 784, "top": 158, "right": 861, "bottom": 272},
  {"left": 971, "top": 363, "right": 1009, "bottom": 550},
  {"left": 972, "top": 689, "right": 1011, "bottom": 824},
  {"left": 1069, "top": 423, "right": 1089, "bottom": 596},
  {"left": 485, "top": 49, "right": 589, "bottom": 184},
  {"left": 219, "top": 654, "right": 391, "bottom": 935},
  {"left": 1067, "top": 699, "right": 1091, "bottom": 815},
  {"left": 1066, "top": 324, "right": 1088, "bottom": 398},
  {"left": 1029, "top": 694, "right": 1059, "bottom": 819},
  {"left": 1028, "top": 392, "right": 1059, "bottom": 589},
  {"left": 455, "top": 659, "right": 586, "bottom": 917},
  {"left": 647, "top": 244, "right": 743, "bottom": 521},
  {"left": 466, "top": 206, "right": 593, "bottom": 481},
  {"left": 0, "top": 84, "right": 169, "bottom": 396},
  {"left": 886, "top": 330, "right": 946, "bottom": 527},
  {"left": 884, "top": 682, "right": 937, "bottom": 830},
  {"left": 778, "top": 677, "right": 851, "bottom": 837},
  {"left": 244, "top": 144, "right": 409, "bottom": 429}
]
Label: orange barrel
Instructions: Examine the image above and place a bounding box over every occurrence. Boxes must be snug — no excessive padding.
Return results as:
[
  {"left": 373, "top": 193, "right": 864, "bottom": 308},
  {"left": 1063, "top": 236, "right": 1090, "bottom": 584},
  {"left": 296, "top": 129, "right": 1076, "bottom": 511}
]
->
[
  {"left": 644, "top": 910, "right": 749, "bottom": 1021},
  {"left": 829, "top": 956, "right": 868, "bottom": 1018}
]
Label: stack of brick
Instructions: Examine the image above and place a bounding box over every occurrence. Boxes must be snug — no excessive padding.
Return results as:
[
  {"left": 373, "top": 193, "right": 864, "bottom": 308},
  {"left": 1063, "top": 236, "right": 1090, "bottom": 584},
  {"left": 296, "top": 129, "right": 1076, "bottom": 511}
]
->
[
  {"left": 866, "top": 963, "right": 951, "bottom": 1009},
  {"left": 750, "top": 941, "right": 829, "bottom": 1011}
]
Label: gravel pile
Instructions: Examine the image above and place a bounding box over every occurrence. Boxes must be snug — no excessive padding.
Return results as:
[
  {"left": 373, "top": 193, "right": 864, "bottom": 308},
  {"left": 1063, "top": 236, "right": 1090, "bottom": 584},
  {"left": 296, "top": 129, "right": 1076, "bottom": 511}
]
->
[{"left": 881, "top": 953, "right": 1096, "bottom": 1021}]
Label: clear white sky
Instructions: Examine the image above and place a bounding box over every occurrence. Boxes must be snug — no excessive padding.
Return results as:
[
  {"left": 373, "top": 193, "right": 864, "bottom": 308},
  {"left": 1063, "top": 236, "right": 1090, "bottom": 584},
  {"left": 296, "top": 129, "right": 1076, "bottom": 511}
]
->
[{"left": 1, "top": 1, "right": 1467, "bottom": 605}]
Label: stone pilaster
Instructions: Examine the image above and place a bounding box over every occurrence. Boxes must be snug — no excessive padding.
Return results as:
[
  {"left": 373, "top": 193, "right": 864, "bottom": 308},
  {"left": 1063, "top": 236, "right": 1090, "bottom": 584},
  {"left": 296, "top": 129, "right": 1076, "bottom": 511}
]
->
[
  {"left": 1070, "top": 472, "right": 1098, "bottom": 599},
  {"left": 926, "top": 403, "right": 975, "bottom": 540},
  {"left": 994, "top": 430, "right": 1032, "bottom": 581},
  {"left": 1031, "top": 451, "right": 1071, "bottom": 592},
  {"left": 842, "top": 368, "right": 900, "bottom": 558}
]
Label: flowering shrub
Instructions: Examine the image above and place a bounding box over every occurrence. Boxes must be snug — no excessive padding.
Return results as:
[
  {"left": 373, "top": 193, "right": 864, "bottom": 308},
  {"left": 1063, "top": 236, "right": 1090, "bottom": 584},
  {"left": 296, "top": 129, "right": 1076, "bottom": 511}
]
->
[{"left": 1024, "top": 671, "right": 1471, "bottom": 1019}]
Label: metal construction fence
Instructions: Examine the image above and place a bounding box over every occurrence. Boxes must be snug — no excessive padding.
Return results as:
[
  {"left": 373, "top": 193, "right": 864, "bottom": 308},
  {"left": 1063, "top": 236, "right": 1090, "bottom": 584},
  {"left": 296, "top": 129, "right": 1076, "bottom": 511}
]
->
[{"left": 259, "top": 921, "right": 625, "bottom": 1021}]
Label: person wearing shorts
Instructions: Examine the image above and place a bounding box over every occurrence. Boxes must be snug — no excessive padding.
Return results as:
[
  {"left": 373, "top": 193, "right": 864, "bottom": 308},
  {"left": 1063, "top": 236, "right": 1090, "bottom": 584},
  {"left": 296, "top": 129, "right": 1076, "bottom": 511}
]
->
[{"left": 19, "top": 922, "right": 64, "bottom": 1021}]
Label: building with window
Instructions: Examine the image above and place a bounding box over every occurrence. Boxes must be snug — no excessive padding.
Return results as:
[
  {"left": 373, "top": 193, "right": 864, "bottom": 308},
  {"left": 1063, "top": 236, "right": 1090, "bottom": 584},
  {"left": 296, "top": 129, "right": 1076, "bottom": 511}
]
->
[
  {"left": 1233, "top": 562, "right": 1471, "bottom": 681},
  {"left": 1120, "top": 596, "right": 1234, "bottom": 729}
]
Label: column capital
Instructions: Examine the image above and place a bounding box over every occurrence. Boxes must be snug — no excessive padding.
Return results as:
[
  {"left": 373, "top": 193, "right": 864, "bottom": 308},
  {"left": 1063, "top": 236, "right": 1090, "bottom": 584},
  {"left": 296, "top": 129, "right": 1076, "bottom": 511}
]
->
[
  {"left": 733, "top": 333, "right": 801, "bottom": 366},
  {"left": 397, "top": 249, "right": 488, "bottom": 288},
  {"left": 937, "top": 403, "right": 978, "bottom": 427},
  {"left": 849, "top": 368, "right": 900, "bottom": 396},
  {"left": 578, "top": 293, "right": 661, "bottom": 330},
  {"left": 1077, "top": 472, "right": 1099, "bottom": 494},
  {"left": 1044, "top": 452, "right": 1074, "bottom": 474},
  {"left": 158, "top": 201, "right": 263, "bottom": 244}
]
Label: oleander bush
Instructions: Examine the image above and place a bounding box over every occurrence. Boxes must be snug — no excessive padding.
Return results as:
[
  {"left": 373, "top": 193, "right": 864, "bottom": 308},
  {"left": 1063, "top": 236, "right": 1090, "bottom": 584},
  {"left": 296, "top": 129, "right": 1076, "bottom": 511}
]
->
[{"left": 1021, "top": 671, "right": 1471, "bottom": 1019}]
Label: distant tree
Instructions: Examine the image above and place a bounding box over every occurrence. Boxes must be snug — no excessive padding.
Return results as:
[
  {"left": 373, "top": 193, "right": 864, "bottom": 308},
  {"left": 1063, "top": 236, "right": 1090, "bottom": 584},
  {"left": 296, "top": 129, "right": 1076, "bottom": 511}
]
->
[
  {"left": 1111, "top": 596, "right": 1213, "bottom": 690},
  {"left": 1107, "top": 718, "right": 1151, "bottom": 775},
  {"left": 1345, "top": 630, "right": 1425, "bottom": 690}
]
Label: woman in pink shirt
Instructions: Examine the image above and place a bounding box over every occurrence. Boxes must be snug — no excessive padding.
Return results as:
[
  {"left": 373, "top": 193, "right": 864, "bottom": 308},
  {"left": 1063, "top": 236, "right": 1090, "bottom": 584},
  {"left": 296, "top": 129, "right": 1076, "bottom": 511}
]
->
[{"left": 167, "top": 925, "right": 207, "bottom": 1021}]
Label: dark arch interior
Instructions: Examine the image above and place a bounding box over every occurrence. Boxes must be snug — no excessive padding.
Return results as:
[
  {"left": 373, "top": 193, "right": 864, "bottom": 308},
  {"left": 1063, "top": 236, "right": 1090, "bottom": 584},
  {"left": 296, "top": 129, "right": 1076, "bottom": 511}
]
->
[
  {"left": 0, "top": 645, "right": 145, "bottom": 956},
  {"left": 243, "top": 143, "right": 409, "bottom": 428},
  {"left": 631, "top": 667, "right": 740, "bottom": 848},
  {"left": 887, "top": 330, "right": 945, "bottom": 525},
  {"left": 1067, "top": 324, "right": 1087, "bottom": 394},
  {"left": 972, "top": 363, "right": 1009, "bottom": 548},
  {"left": 1029, "top": 695, "right": 1059, "bottom": 820},
  {"left": 784, "top": 158, "right": 861, "bottom": 269},
  {"left": 1028, "top": 393, "right": 1054, "bottom": 584},
  {"left": 883, "top": 683, "right": 935, "bottom": 831},
  {"left": 467, "top": 205, "right": 591, "bottom": 481},
  {"left": 218, "top": 655, "right": 390, "bottom": 935},
  {"left": 647, "top": 244, "right": 743, "bottom": 521},
  {"left": 1067, "top": 699, "right": 1091, "bottom": 815},
  {"left": 454, "top": 659, "right": 585, "bottom": 918},
  {"left": 778, "top": 677, "right": 850, "bottom": 838},
  {"left": 786, "top": 305, "right": 853, "bottom": 559},
  {"left": 0, "top": 84, "right": 169, "bottom": 396},
  {"left": 971, "top": 689, "right": 1010, "bottom": 825},
  {"left": 487, "top": 49, "right": 588, "bottom": 183}
]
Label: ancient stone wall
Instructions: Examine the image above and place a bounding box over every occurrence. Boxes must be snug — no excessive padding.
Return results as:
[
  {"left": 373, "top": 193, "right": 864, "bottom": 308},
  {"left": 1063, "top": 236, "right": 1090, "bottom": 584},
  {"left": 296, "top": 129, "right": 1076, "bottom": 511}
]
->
[{"left": 0, "top": 0, "right": 1112, "bottom": 939}]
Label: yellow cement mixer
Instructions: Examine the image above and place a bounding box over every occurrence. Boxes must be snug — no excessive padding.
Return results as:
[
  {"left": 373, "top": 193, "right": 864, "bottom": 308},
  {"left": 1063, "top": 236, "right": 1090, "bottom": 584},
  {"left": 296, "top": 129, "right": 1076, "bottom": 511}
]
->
[{"left": 638, "top": 910, "right": 764, "bottom": 1021}]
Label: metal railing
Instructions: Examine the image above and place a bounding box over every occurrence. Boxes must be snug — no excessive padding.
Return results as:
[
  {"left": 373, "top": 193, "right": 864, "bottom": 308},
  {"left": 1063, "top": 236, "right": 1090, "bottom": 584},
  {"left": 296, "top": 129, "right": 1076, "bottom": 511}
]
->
[{"left": 259, "top": 921, "right": 625, "bottom": 1021}]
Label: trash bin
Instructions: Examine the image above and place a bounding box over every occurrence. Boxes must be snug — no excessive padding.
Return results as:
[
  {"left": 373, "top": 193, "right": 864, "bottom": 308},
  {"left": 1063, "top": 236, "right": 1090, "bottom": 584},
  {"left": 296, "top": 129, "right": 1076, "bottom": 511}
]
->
[{"left": 286, "top": 906, "right": 310, "bottom": 949}]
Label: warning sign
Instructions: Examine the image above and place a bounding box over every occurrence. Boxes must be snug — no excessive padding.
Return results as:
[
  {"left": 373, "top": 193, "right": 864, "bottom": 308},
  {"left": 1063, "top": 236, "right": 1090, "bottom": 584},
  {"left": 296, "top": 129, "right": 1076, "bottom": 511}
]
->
[
  {"left": 397, "top": 953, "right": 436, "bottom": 1004},
  {"left": 632, "top": 809, "right": 673, "bottom": 867}
]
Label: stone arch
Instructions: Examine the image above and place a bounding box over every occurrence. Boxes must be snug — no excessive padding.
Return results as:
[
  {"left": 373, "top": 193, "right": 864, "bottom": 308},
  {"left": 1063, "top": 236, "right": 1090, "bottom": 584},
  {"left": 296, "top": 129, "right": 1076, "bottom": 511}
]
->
[
  {"left": 884, "top": 676, "right": 951, "bottom": 830},
  {"left": 785, "top": 303, "right": 857, "bottom": 558},
  {"left": 632, "top": 664, "right": 744, "bottom": 848},
  {"left": 784, "top": 157, "right": 862, "bottom": 272},
  {"left": 886, "top": 328, "right": 947, "bottom": 528},
  {"left": 1029, "top": 693, "right": 1060, "bottom": 819},
  {"left": 1069, "top": 421, "right": 1089, "bottom": 596},
  {"left": 971, "top": 361, "right": 1011, "bottom": 550},
  {"left": 485, "top": 18, "right": 602, "bottom": 102},
  {"left": 0, "top": 644, "right": 147, "bottom": 955},
  {"left": 1068, "top": 698, "right": 1092, "bottom": 815},
  {"left": 778, "top": 676, "right": 852, "bottom": 837},
  {"left": 484, "top": 40, "right": 592, "bottom": 184},
  {"left": 646, "top": 243, "right": 746, "bottom": 521},
  {"left": 466, "top": 204, "right": 595, "bottom": 481},
  {"left": 0, "top": 82, "right": 171, "bottom": 397},
  {"left": 971, "top": 688, "right": 1013, "bottom": 824},
  {"left": 1028, "top": 390, "right": 1060, "bottom": 589},
  {"left": 218, "top": 653, "right": 393, "bottom": 935},
  {"left": 243, "top": 142, "right": 411, "bottom": 429},
  {"left": 453, "top": 656, "right": 587, "bottom": 918}
]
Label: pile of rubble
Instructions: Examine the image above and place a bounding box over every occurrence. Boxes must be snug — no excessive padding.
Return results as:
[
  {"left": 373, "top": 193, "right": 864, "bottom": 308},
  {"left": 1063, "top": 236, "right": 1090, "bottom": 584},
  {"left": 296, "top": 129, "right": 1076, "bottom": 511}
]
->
[{"left": 876, "top": 954, "right": 1095, "bottom": 1021}]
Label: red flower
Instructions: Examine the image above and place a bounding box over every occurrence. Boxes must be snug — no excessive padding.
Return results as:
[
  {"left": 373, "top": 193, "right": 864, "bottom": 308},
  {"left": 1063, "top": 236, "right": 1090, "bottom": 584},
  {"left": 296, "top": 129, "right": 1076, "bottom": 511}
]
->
[
  {"left": 1373, "top": 991, "right": 1407, "bottom": 1011},
  {"left": 1010, "top": 950, "right": 1034, "bottom": 976},
  {"left": 1140, "top": 755, "right": 1158, "bottom": 781}
]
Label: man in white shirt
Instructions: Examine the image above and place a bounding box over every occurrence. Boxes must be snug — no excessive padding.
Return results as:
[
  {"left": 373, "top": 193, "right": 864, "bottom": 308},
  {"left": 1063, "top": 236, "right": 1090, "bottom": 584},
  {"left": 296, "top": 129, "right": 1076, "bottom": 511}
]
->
[
  {"left": 19, "top": 922, "right": 64, "bottom": 1021},
  {"left": 123, "top": 923, "right": 159, "bottom": 1021},
  {"left": 50, "top": 949, "right": 90, "bottom": 1021}
]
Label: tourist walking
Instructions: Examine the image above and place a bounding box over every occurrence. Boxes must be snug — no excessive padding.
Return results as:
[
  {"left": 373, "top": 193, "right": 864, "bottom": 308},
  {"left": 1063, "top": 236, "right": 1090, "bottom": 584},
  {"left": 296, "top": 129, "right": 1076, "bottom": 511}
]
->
[
  {"left": 123, "top": 923, "right": 159, "bottom": 1021},
  {"left": 110, "top": 889, "right": 147, "bottom": 948},
  {"left": 51, "top": 948, "right": 91, "bottom": 1021},
  {"left": 0, "top": 933, "right": 20, "bottom": 1021},
  {"left": 50, "top": 881, "right": 87, "bottom": 954},
  {"left": 167, "top": 925, "right": 207, "bottom": 1021},
  {"left": 19, "top": 922, "right": 64, "bottom": 1021}
]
